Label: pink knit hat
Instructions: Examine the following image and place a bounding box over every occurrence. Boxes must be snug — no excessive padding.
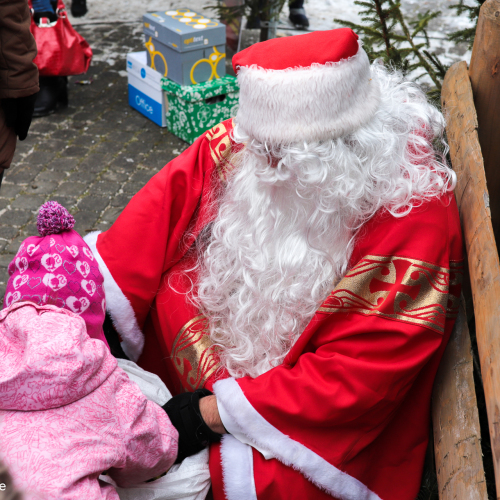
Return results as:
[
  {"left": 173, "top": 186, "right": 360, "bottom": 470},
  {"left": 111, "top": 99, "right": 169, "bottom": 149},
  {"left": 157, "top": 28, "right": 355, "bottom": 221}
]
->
[{"left": 4, "top": 201, "right": 109, "bottom": 348}]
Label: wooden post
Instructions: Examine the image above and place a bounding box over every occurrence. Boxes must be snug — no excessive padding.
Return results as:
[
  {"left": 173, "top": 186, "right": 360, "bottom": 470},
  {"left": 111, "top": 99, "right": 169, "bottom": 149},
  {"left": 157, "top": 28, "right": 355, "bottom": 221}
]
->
[
  {"left": 432, "top": 298, "right": 487, "bottom": 499},
  {"left": 468, "top": 0, "right": 500, "bottom": 246},
  {"left": 442, "top": 61, "right": 500, "bottom": 493}
]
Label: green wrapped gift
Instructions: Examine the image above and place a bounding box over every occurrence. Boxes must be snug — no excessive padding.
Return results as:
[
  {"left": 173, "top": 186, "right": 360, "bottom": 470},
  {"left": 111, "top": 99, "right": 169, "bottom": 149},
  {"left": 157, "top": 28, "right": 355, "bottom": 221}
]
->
[{"left": 161, "top": 75, "right": 239, "bottom": 144}]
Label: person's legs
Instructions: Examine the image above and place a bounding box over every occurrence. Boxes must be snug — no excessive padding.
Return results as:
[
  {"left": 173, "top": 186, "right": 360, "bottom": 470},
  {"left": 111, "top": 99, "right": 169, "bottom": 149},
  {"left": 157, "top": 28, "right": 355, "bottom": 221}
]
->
[
  {"left": 71, "top": 0, "right": 87, "bottom": 18},
  {"left": 289, "top": 0, "right": 309, "bottom": 29},
  {"left": 33, "top": 76, "right": 68, "bottom": 118},
  {"left": 0, "top": 105, "right": 16, "bottom": 189}
]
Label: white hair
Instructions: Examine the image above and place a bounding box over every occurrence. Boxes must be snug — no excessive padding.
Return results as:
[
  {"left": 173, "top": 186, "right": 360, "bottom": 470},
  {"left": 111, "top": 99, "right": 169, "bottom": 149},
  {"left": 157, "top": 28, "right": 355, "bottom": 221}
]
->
[{"left": 190, "top": 65, "right": 456, "bottom": 379}]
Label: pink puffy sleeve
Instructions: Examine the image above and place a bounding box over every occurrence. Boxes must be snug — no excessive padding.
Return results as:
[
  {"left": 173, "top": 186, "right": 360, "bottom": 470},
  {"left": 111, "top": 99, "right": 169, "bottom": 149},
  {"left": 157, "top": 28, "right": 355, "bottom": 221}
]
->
[{"left": 106, "top": 370, "right": 179, "bottom": 486}]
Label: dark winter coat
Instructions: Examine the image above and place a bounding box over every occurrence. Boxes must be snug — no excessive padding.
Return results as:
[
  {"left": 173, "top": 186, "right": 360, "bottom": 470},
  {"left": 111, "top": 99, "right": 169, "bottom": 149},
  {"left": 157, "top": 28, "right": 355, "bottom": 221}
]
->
[{"left": 0, "top": 0, "right": 39, "bottom": 169}]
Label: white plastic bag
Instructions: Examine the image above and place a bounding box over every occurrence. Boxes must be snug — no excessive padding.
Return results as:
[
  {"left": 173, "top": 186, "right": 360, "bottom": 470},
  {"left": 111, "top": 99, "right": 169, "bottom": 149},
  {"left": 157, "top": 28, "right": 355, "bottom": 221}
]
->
[{"left": 100, "top": 359, "right": 211, "bottom": 500}]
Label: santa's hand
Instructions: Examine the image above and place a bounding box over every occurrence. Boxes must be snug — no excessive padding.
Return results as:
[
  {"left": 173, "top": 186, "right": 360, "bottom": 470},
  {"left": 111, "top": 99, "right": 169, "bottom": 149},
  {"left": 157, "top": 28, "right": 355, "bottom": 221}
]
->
[{"left": 163, "top": 389, "right": 222, "bottom": 464}]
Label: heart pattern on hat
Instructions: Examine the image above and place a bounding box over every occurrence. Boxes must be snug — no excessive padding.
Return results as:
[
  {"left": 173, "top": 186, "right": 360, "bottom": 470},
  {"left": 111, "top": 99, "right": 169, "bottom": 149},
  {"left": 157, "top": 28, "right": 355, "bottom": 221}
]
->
[
  {"left": 13, "top": 275, "right": 29, "bottom": 289},
  {"left": 26, "top": 244, "right": 40, "bottom": 257},
  {"left": 28, "top": 277, "right": 42, "bottom": 289},
  {"left": 16, "top": 257, "right": 28, "bottom": 274},
  {"left": 5, "top": 291, "right": 21, "bottom": 307},
  {"left": 41, "top": 253, "right": 62, "bottom": 273},
  {"left": 66, "top": 296, "right": 90, "bottom": 315},
  {"left": 77, "top": 261, "right": 90, "bottom": 278},
  {"left": 83, "top": 247, "right": 94, "bottom": 261},
  {"left": 82, "top": 280, "right": 96, "bottom": 297},
  {"left": 5, "top": 200, "right": 107, "bottom": 347},
  {"left": 66, "top": 245, "right": 79, "bottom": 258},
  {"left": 63, "top": 261, "right": 76, "bottom": 275},
  {"left": 67, "top": 280, "right": 81, "bottom": 294},
  {"left": 29, "top": 260, "right": 41, "bottom": 274},
  {"left": 42, "top": 273, "right": 67, "bottom": 292},
  {"left": 42, "top": 295, "right": 65, "bottom": 308},
  {"left": 21, "top": 294, "right": 42, "bottom": 304}
]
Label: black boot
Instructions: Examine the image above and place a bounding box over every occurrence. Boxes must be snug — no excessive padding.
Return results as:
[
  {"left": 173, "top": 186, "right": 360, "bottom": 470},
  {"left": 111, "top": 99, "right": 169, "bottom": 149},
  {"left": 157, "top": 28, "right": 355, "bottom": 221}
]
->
[
  {"left": 33, "top": 10, "right": 57, "bottom": 25},
  {"left": 289, "top": 0, "right": 309, "bottom": 29},
  {"left": 71, "top": 0, "right": 87, "bottom": 17},
  {"left": 33, "top": 77, "right": 68, "bottom": 118}
]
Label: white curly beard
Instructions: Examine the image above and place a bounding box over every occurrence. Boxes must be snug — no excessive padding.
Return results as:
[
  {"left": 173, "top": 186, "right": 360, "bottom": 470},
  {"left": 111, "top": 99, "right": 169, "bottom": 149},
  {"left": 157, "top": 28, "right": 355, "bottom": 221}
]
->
[{"left": 193, "top": 66, "right": 455, "bottom": 379}]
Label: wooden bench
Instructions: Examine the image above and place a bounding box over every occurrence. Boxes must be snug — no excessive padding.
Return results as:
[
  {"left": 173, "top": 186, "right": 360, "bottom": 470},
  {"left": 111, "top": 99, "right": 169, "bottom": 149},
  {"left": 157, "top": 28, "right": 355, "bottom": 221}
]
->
[{"left": 431, "top": 1, "right": 500, "bottom": 496}]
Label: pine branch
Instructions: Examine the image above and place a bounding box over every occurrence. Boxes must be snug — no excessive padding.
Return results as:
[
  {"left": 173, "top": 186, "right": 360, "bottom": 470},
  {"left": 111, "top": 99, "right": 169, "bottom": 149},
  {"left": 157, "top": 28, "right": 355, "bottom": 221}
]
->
[
  {"left": 372, "top": 0, "right": 392, "bottom": 58},
  {"left": 389, "top": 0, "right": 442, "bottom": 88}
]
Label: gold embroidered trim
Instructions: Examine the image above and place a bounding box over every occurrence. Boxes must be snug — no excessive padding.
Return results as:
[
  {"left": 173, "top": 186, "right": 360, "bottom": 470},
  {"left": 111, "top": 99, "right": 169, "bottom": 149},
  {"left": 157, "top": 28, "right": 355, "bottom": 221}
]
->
[
  {"left": 318, "top": 255, "right": 463, "bottom": 334},
  {"left": 205, "top": 120, "right": 233, "bottom": 180},
  {"left": 171, "top": 314, "right": 220, "bottom": 390}
]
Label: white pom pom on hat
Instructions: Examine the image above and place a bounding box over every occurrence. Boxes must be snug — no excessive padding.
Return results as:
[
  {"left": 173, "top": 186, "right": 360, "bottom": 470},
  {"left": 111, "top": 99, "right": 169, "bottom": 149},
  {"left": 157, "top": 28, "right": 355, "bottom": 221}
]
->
[{"left": 232, "top": 28, "right": 381, "bottom": 145}]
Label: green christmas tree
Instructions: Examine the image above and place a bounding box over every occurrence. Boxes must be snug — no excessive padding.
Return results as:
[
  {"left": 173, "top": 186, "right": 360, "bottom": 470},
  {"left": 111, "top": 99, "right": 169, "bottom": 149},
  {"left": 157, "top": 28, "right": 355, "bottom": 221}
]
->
[
  {"left": 448, "top": 0, "right": 486, "bottom": 47},
  {"left": 335, "top": 0, "right": 448, "bottom": 101}
]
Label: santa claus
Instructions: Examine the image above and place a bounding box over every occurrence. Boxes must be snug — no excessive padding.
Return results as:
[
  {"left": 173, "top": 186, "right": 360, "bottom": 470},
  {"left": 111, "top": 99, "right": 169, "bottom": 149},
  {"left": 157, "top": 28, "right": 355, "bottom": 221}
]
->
[{"left": 86, "top": 28, "right": 463, "bottom": 500}]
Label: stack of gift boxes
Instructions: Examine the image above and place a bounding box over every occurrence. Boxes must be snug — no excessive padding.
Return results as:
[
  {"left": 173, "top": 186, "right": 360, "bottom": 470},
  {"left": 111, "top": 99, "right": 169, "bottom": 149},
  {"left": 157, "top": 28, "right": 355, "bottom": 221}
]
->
[{"left": 127, "top": 9, "right": 239, "bottom": 143}]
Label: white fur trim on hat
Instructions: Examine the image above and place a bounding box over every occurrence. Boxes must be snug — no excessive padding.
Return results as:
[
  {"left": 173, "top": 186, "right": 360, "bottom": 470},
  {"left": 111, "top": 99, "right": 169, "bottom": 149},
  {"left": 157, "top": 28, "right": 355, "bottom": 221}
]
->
[
  {"left": 235, "top": 46, "right": 380, "bottom": 144},
  {"left": 84, "top": 231, "right": 144, "bottom": 361}
]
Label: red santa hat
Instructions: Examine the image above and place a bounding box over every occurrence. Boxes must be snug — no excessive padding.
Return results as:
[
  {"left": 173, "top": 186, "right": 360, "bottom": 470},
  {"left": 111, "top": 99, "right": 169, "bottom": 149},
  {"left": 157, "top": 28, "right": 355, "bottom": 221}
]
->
[{"left": 232, "top": 28, "right": 380, "bottom": 145}]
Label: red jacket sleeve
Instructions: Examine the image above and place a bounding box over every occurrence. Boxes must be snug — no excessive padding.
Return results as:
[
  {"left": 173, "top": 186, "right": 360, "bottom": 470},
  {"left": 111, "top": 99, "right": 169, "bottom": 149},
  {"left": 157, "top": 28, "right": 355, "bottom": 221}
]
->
[{"left": 86, "top": 120, "right": 234, "bottom": 360}]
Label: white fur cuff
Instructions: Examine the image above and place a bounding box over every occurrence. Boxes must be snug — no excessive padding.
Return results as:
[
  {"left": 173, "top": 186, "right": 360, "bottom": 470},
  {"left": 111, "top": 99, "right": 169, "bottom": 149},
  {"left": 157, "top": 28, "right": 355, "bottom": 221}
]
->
[
  {"left": 84, "top": 231, "right": 144, "bottom": 361},
  {"left": 213, "top": 377, "right": 382, "bottom": 500}
]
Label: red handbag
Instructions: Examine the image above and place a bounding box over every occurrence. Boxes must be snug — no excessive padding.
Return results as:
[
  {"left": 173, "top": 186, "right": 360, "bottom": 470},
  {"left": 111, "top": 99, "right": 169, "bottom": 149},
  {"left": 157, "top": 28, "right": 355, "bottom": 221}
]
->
[{"left": 29, "top": 0, "right": 92, "bottom": 76}]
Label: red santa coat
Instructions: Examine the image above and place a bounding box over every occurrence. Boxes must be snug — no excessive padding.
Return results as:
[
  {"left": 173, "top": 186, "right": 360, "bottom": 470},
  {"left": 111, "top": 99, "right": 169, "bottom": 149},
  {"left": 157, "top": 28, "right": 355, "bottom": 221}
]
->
[{"left": 85, "top": 119, "right": 463, "bottom": 500}]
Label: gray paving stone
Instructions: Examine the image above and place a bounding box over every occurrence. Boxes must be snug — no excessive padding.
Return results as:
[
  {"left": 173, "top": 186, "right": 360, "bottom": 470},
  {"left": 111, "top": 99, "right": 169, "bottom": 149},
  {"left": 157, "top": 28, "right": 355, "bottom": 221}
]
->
[
  {"left": 5, "top": 235, "right": 29, "bottom": 254},
  {"left": 0, "top": 210, "right": 32, "bottom": 227},
  {"left": 57, "top": 182, "right": 88, "bottom": 197},
  {"left": 29, "top": 180, "right": 59, "bottom": 195},
  {"left": 130, "top": 170, "right": 155, "bottom": 186},
  {"left": 72, "top": 135, "right": 99, "bottom": 148},
  {"left": 49, "top": 157, "right": 78, "bottom": 172},
  {"left": 0, "top": 253, "right": 13, "bottom": 268},
  {"left": 36, "top": 139, "right": 69, "bottom": 154},
  {"left": 61, "top": 145, "right": 91, "bottom": 158},
  {"left": 78, "top": 195, "right": 110, "bottom": 212},
  {"left": 29, "top": 120, "right": 59, "bottom": 135},
  {"left": 22, "top": 150, "right": 56, "bottom": 167},
  {"left": 110, "top": 193, "right": 133, "bottom": 208},
  {"left": 0, "top": 184, "right": 23, "bottom": 199},
  {"left": 109, "top": 153, "right": 140, "bottom": 170},
  {"left": 69, "top": 169, "right": 98, "bottom": 183},
  {"left": 35, "top": 170, "right": 68, "bottom": 182},
  {"left": 94, "top": 181, "right": 121, "bottom": 195},
  {"left": 93, "top": 141, "right": 125, "bottom": 156},
  {"left": 79, "top": 153, "right": 110, "bottom": 173},
  {"left": 51, "top": 129, "right": 75, "bottom": 141},
  {"left": 74, "top": 213, "right": 100, "bottom": 234},
  {"left": 100, "top": 170, "right": 129, "bottom": 183},
  {"left": 0, "top": 226, "right": 18, "bottom": 240},
  {"left": 6, "top": 165, "right": 40, "bottom": 184},
  {"left": 11, "top": 195, "right": 46, "bottom": 210},
  {"left": 100, "top": 206, "right": 123, "bottom": 225},
  {"left": 49, "top": 195, "right": 77, "bottom": 210}
]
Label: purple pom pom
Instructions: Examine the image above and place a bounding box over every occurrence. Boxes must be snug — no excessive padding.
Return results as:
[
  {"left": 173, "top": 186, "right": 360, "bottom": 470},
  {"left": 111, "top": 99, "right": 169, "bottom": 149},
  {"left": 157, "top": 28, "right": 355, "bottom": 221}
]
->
[{"left": 37, "top": 201, "right": 75, "bottom": 236}]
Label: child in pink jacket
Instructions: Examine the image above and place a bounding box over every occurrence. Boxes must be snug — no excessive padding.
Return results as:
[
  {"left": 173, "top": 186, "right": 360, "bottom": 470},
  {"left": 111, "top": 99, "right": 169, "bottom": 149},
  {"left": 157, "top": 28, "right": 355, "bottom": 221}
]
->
[{"left": 0, "top": 201, "right": 179, "bottom": 500}]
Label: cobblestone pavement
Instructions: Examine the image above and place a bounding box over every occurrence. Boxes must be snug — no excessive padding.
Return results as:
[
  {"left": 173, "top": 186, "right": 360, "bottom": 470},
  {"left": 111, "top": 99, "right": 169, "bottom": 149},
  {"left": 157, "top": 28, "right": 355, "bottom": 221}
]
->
[{"left": 0, "top": 22, "right": 189, "bottom": 302}]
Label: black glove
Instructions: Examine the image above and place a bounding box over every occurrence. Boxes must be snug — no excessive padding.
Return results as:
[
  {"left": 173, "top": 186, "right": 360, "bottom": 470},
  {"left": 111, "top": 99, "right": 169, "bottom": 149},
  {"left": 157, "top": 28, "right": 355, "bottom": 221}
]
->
[
  {"left": 163, "top": 389, "right": 222, "bottom": 464},
  {"left": 1, "top": 94, "right": 38, "bottom": 141}
]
